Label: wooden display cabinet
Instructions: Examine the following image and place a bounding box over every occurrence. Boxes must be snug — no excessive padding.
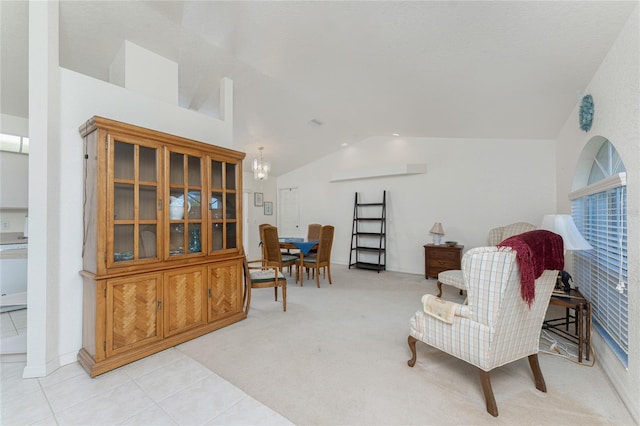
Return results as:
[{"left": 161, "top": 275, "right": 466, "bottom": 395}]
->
[{"left": 78, "top": 116, "right": 247, "bottom": 377}]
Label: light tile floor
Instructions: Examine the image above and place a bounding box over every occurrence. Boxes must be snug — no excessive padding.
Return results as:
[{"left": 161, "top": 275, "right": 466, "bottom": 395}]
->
[
  {"left": 1, "top": 309, "right": 290, "bottom": 424},
  {"left": 1, "top": 308, "right": 28, "bottom": 338},
  {"left": 1, "top": 347, "right": 293, "bottom": 425}
]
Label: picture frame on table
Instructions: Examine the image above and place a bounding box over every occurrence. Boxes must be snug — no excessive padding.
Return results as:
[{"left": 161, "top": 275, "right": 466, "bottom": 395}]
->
[
  {"left": 264, "top": 201, "right": 273, "bottom": 215},
  {"left": 254, "top": 192, "right": 263, "bottom": 207}
]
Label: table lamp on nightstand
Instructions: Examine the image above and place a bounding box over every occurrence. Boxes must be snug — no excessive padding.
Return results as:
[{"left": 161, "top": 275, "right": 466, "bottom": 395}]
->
[{"left": 430, "top": 222, "right": 444, "bottom": 246}]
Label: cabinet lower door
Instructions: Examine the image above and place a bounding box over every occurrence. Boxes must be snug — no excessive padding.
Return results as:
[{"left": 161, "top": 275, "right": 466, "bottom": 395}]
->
[
  {"left": 105, "top": 273, "right": 163, "bottom": 357},
  {"left": 163, "top": 266, "right": 208, "bottom": 337},
  {"left": 208, "top": 259, "right": 243, "bottom": 322}
]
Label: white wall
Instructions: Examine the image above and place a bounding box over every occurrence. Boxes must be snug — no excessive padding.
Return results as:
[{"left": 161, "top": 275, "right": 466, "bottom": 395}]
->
[
  {"left": 0, "top": 114, "right": 29, "bottom": 232},
  {"left": 243, "top": 172, "right": 278, "bottom": 260},
  {"left": 0, "top": 113, "right": 29, "bottom": 136},
  {"left": 0, "top": 152, "right": 28, "bottom": 209},
  {"left": 555, "top": 7, "right": 639, "bottom": 422},
  {"left": 277, "top": 136, "right": 556, "bottom": 275},
  {"left": 109, "top": 40, "right": 179, "bottom": 105}
]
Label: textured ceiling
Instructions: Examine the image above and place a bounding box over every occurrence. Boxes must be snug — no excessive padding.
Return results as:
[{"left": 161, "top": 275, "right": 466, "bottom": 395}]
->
[{"left": 2, "top": 1, "right": 638, "bottom": 176}]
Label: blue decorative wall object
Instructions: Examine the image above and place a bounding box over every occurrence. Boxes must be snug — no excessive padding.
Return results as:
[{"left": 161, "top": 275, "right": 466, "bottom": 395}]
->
[{"left": 579, "top": 94, "right": 594, "bottom": 132}]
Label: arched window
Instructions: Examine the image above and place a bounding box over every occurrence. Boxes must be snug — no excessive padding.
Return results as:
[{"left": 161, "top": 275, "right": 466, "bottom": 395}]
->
[{"left": 570, "top": 139, "right": 627, "bottom": 366}]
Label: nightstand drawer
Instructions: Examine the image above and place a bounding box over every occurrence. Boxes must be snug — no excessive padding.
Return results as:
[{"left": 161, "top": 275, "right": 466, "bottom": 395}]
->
[
  {"left": 429, "top": 249, "right": 459, "bottom": 261},
  {"left": 428, "top": 259, "right": 457, "bottom": 269}
]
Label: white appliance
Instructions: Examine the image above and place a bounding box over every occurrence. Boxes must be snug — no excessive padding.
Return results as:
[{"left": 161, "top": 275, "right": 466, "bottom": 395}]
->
[{"left": 0, "top": 242, "right": 28, "bottom": 313}]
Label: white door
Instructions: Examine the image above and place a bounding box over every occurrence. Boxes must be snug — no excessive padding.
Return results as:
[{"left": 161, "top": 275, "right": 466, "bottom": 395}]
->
[{"left": 278, "top": 187, "right": 300, "bottom": 237}]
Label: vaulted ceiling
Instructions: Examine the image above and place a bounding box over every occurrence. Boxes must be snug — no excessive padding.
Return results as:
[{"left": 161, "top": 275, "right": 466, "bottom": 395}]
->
[{"left": 2, "top": 1, "right": 637, "bottom": 176}]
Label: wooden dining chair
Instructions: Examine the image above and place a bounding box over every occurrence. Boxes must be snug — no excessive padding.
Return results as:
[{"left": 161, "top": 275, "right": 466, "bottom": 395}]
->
[
  {"left": 259, "top": 223, "right": 293, "bottom": 270},
  {"left": 243, "top": 253, "right": 287, "bottom": 313},
  {"left": 261, "top": 224, "right": 299, "bottom": 279},
  {"left": 302, "top": 225, "right": 334, "bottom": 288},
  {"left": 305, "top": 223, "right": 322, "bottom": 260},
  {"left": 307, "top": 223, "right": 322, "bottom": 241}
]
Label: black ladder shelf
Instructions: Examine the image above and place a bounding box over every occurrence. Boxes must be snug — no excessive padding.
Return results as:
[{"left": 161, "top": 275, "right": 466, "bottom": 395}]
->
[{"left": 349, "top": 191, "right": 386, "bottom": 272}]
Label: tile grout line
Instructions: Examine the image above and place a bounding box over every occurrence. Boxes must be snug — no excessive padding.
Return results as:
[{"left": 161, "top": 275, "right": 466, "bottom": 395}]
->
[
  {"left": 37, "top": 375, "right": 61, "bottom": 425},
  {"left": 127, "top": 355, "right": 216, "bottom": 424},
  {"left": 120, "top": 370, "right": 172, "bottom": 425}
]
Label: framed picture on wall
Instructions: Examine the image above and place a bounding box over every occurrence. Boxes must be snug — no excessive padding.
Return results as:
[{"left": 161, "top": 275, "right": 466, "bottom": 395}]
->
[
  {"left": 264, "top": 201, "right": 273, "bottom": 215},
  {"left": 254, "top": 192, "right": 263, "bottom": 207}
]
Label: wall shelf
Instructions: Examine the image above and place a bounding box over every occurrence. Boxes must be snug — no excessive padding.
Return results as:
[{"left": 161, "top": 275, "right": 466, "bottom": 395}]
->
[{"left": 330, "top": 163, "right": 426, "bottom": 182}]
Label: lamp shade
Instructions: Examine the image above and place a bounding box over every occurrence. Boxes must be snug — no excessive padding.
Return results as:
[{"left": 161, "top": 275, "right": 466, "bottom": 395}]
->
[
  {"left": 429, "top": 222, "right": 444, "bottom": 235},
  {"left": 539, "top": 214, "right": 592, "bottom": 251}
]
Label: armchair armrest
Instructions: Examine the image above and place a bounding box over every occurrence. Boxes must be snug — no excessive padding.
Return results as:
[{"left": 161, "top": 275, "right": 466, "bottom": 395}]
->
[{"left": 421, "top": 294, "right": 469, "bottom": 323}]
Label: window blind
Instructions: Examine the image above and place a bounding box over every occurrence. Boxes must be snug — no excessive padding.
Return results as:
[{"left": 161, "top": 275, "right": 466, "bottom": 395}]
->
[{"left": 572, "top": 185, "right": 628, "bottom": 361}]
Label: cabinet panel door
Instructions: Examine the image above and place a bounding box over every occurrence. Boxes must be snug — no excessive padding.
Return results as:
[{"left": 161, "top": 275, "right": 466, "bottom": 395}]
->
[
  {"left": 108, "top": 136, "right": 163, "bottom": 268},
  {"left": 105, "top": 273, "right": 163, "bottom": 357},
  {"left": 163, "top": 266, "right": 208, "bottom": 337},
  {"left": 166, "top": 149, "right": 205, "bottom": 259},
  {"left": 207, "top": 259, "right": 243, "bottom": 322},
  {"left": 208, "top": 159, "right": 241, "bottom": 254}
]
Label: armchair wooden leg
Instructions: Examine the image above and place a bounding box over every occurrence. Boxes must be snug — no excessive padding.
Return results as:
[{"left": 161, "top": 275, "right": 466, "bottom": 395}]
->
[
  {"left": 274, "top": 286, "right": 278, "bottom": 301},
  {"left": 436, "top": 281, "right": 443, "bottom": 297},
  {"left": 528, "top": 354, "right": 547, "bottom": 392},
  {"left": 407, "top": 335, "right": 417, "bottom": 367},
  {"left": 478, "top": 369, "right": 498, "bottom": 417}
]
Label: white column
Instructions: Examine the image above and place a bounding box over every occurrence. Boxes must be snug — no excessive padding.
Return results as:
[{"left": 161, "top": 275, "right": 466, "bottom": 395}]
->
[{"left": 24, "top": 0, "right": 61, "bottom": 378}]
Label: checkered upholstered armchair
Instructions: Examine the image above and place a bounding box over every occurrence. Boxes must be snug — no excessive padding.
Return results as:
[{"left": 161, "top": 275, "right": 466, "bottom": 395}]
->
[
  {"left": 487, "top": 222, "right": 536, "bottom": 246},
  {"left": 408, "top": 246, "right": 558, "bottom": 417},
  {"left": 436, "top": 222, "right": 536, "bottom": 297}
]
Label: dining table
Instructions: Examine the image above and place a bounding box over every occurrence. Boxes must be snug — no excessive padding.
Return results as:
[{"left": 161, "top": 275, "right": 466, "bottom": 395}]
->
[{"left": 279, "top": 237, "right": 319, "bottom": 284}]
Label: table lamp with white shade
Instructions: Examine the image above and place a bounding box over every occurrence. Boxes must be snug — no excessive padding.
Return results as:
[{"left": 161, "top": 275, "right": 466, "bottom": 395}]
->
[
  {"left": 539, "top": 214, "right": 592, "bottom": 292},
  {"left": 539, "top": 214, "right": 592, "bottom": 251},
  {"left": 430, "top": 222, "right": 444, "bottom": 245}
]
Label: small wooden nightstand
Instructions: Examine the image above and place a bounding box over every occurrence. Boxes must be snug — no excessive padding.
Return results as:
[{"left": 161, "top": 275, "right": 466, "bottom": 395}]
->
[{"left": 424, "top": 244, "right": 463, "bottom": 279}]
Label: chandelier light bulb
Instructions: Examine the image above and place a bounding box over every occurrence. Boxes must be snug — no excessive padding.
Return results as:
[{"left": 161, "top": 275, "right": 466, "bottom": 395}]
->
[{"left": 252, "top": 146, "right": 270, "bottom": 180}]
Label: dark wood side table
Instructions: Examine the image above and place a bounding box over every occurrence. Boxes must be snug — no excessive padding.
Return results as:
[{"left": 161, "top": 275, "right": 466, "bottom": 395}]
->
[
  {"left": 424, "top": 244, "right": 463, "bottom": 279},
  {"left": 543, "top": 287, "right": 591, "bottom": 363}
]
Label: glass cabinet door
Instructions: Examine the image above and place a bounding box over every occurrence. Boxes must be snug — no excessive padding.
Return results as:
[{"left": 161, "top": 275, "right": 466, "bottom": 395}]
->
[
  {"left": 209, "top": 159, "right": 239, "bottom": 253},
  {"left": 167, "top": 150, "right": 204, "bottom": 258},
  {"left": 110, "top": 140, "right": 161, "bottom": 266}
]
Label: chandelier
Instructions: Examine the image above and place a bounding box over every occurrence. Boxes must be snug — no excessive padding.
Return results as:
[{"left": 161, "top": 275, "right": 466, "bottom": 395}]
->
[{"left": 252, "top": 147, "right": 270, "bottom": 180}]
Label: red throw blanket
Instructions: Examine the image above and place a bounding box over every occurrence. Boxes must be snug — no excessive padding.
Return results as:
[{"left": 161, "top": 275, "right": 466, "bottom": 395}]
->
[{"left": 497, "top": 230, "right": 564, "bottom": 306}]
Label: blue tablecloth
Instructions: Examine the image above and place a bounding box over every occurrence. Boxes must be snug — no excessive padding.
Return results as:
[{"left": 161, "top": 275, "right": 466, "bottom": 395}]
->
[
  {"left": 280, "top": 238, "right": 318, "bottom": 255},
  {"left": 293, "top": 241, "right": 318, "bottom": 255}
]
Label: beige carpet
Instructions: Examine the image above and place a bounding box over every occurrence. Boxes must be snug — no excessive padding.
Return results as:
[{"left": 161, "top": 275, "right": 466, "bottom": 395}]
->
[{"left": 178, "top": 266, "right": 633, "bottom": 425}]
